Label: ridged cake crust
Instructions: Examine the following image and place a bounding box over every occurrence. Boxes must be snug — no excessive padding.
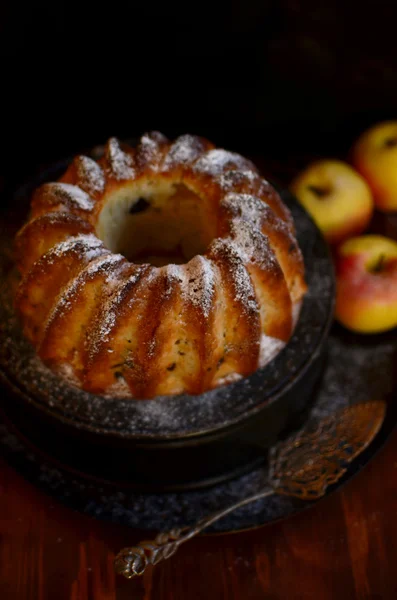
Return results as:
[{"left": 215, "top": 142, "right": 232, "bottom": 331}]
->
[{"left": 14, "top": 133, "right": 307, "bottom": 399}]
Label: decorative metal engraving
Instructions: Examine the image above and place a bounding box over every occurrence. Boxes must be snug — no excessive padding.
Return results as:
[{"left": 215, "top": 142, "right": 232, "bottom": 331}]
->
[
  {"left": 114, "top": 528, "right": 184, "bottom": 578},
  {"left": 269, "top": 401, "right": 386, "bottom": 500},
  {"left": 114, "top": 401, "right": 386, "bottom": 579}
]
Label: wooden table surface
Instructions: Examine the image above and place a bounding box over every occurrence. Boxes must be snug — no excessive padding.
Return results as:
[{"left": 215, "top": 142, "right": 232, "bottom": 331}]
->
[{"left": 1, "top": 426, "right": 396, "bottom": 600}]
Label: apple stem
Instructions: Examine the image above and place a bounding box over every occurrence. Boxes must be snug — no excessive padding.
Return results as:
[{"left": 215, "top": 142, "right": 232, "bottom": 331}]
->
[
  {"left": 307, "top": 185, "right": 330, "bottom": 198},
  {"left": 385, "top": 138, "right": 397, "bottom": 148},
  {"left": 372, "top": 254, "right": 386, "bottom": 273}
]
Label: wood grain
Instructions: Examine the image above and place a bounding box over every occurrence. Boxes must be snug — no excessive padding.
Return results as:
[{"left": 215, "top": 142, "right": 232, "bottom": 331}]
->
[{"left": 1, "top": 429, "right": 397, "bottom": 599}]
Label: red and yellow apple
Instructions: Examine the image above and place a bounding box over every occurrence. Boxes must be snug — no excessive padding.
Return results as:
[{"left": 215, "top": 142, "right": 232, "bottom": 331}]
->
[
  {"left": 290, "top": 160, "right": 373, "bottom": 245},
  {"left": 335, "top": 235, "right": 397, "bottom": 333},
  {"left": 352, "top": 121, "right": 397, "bottom": 212}
]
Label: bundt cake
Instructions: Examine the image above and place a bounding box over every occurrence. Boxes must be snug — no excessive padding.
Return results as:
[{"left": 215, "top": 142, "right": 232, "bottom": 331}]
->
[{"left": 14, "top": 132, "right": 307, "bottom": 399}]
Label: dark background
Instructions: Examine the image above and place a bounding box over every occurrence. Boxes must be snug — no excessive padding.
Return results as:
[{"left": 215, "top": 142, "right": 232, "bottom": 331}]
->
[{"left": 2, "top": 0, "right": 397, "bottom": 189}]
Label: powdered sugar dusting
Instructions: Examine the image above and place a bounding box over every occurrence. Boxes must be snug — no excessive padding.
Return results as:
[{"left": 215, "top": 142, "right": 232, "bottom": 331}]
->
[
  {"left": 45, "top": 253, "right": 125, "bottom": 325},
  {"left": 181, "top": 256, "right": 215, "bottom": 318},
  {"left": 259, "top": 334, "right": 285, "bottom": 367},
  {"left": 136, "top": 132, "right": 168, "bottom": 171},
  {"left": 221, "top": 192, "right": 266, "bottom": 224},
  {"left": 74, "top": 156, "right": 105, "bottom": 195},
  {"left": 163, "top": 264, "right": 183, "bottom": 300},
  {"left": 49, "top": 234, "right": 104, "bottom": 261},
  {"left": 216, "top": 372, "right": 242, "bottom": 386},
  {"left": 163, "top": 134, "right": 208, "bottom": 169},
  {"left": 210, "top": 238, "right": 258, "bottom": 314},
  {"left": 33, "top": 212, "right": 90, "bottom": 228},
  {"left": 139, "top": 135, "right": 158, "bottom": 159},
  {"left": 40, "top": 183, "right": 94, "bottom": 211},
  {"left": 165, "top": 263, "right": 182, "bottom": 282},
  {"left": 218, "top": 170, "right": 294, "bottom": 229},
  {"left": 229, "top": 219, "right": 277, "bottom": 271},
  {"left": 193, "top": 149, "right": 255, "bottom": 177},
  {"left": 220, "top": 190, "right": 291, "bottom": 237},
  {"left": 88, "top": 266, "right": 149, "bottom": 359},
  {"left": 219, "top": 169, "right": 258, "bottom": 191},
  {"left": 104, "top": 378, "right": 131, "bottom": 398},
  {"left": 56, "top": 363, "right": 80, "bottom": 386},
  {"left": 136, "top": 132, "right": 166, "bottom": 171},
  {"left": 105, "top": 138, "right": 134, "bottom": 180}
]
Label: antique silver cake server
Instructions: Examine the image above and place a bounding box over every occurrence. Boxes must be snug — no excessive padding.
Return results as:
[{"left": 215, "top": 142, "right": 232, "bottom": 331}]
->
[{"left": 114, "top": 400, "right": 386, "bottom": 579}]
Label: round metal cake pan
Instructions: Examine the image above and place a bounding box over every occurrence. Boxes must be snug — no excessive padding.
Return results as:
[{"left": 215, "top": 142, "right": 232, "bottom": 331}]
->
[{"left": 0, "top": 159, "right": 335, "bottom": 491}]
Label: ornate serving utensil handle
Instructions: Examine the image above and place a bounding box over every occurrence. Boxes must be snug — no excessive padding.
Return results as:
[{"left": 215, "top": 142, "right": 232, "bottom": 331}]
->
[
  {"left": 114, "top": 487, "right": 274, "bottom": 578},
  {"left": 114, "top": 401, "right": 386, "bottom": 579}
]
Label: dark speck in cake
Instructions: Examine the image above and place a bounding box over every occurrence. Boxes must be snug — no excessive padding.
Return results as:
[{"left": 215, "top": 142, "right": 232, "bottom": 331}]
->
[{"left": 129, "top": 197, "right": 151, "bottom": 214}]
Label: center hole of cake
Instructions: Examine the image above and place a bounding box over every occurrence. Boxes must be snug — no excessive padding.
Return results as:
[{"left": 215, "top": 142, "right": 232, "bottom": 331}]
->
[{"left": 97, "top": 182, "right": 216, "bottom": 267}]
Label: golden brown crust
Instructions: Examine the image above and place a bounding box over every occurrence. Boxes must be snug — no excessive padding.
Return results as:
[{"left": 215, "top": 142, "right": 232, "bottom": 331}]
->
[
  {"left": 208, "top": 239, "right": 261, "bottom": 377},
  {"left": 219, "top": 193, "right": 307, "bottom": 304},
  {"left": 134, "top": 131, "right": 170, "bottom": 174},
  {"left": 228, "top": 219, "right": 293, "bottom": 342},
  {"left": 217, "top": 170, "right": 295, "bottom": 230},
  {"left": 82, "top": 263, "right": 152, "bottom": 395},
  {"left": 31, "top": 182, "right": 96, "bottom": 223},
  {"left": 15, "top": 234, "right": 106, "bottom": 344},
  {"left": 14, "top": 132, "right": 306, "bottom": 399},
  {"left": 15, "top": 212, "right": 93, "bottom": 274},
  {"left": 38, "top": 253, "right": 127, "bottom": 373},
  {"left": 59, "top": 155, "right": 106, "bottom": 198},
  {"left": 162, "top": 134, "right": 215, "bottom": 176}
]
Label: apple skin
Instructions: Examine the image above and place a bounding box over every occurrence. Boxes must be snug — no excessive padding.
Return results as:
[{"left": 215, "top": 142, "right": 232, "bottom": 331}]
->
[
  {"left": 335, "top": 235, "right": 397, "bottom": 334},
  {"left": 352, "top": 121, "right": 397, "bottom": 212},
  {"left": 290, "top": 160, "right": 373, "bottom": 245}
]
